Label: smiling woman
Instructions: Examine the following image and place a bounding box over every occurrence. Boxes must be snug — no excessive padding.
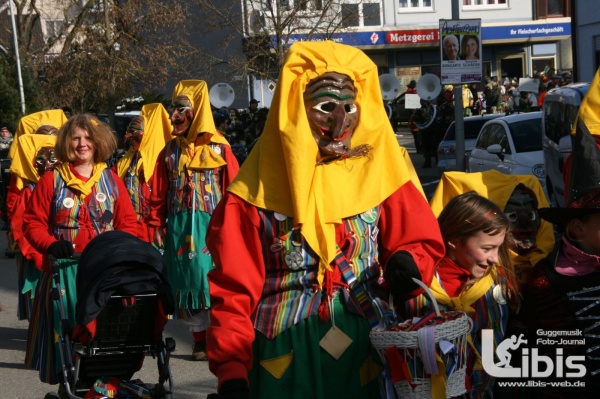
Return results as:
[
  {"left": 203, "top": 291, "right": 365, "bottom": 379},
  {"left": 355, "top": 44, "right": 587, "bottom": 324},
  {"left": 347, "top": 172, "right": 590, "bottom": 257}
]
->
[{"left": 22, "top": 113, "right": 139, "bottom": 386}]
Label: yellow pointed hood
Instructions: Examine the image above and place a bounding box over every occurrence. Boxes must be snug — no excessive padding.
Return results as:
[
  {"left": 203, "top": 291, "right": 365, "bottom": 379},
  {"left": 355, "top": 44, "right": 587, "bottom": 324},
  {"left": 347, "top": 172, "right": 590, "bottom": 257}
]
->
[
  {"left": 170, "top": 80, "right": 230, "bottom": 172},
  {"left": 9, "top": 109, "right": 68, "bottom": 159},
  {"left": 227, "top": 40, "right": 419, "bottom": 282},
  {"left": 10, "top": 134, "right": 57, "bottom": 189},
  {"left": 117, "top": 103, "right": 172, "bottom": 181},
  {"left": 430, "top": 170, "right": 555, "bottom": 267}
]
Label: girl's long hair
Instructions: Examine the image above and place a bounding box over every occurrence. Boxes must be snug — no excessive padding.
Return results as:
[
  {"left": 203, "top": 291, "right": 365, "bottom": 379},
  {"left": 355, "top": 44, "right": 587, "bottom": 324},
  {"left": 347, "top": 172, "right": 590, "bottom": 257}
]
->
[{"left": 437, "top": 191, "right": 521, "bottom": 310}]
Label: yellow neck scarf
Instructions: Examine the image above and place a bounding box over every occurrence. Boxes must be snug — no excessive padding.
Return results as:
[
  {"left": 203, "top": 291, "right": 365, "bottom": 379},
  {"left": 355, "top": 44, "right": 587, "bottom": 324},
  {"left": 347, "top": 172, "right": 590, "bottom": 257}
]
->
[
  {"left": 429, "top": 273, "right": 495, "bottom": 316},
  {"left": 171, "top": 80, "right": 230, "bottom": 174},
  {"left": 56, "top": 162, "right": 107, "bottom": 199},
  {"left": 227, "top": 41, "right": 423, "bottom": 283}
]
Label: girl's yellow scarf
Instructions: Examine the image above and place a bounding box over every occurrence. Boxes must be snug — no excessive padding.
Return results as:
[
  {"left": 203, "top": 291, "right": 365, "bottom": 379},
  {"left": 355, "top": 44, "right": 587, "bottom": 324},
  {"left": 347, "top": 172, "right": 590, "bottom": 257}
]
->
[
  {"left": 227, "top": 41, "right": 422, "bottom": 284},
  {"left": 170, "top": 80, "right": 230, "bottom": 174},
  {"left": 56, "top": 162, "right": 107, "bottom": 199},
  {"left": 429, "top": 272, "right": 495, "bottom": 316}
]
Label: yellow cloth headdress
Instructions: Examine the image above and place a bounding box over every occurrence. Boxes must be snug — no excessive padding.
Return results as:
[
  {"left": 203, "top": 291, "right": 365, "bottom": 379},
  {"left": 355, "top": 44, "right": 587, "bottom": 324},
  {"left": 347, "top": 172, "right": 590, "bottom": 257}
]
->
[
  {"left": 227, "top": 41, "right": 421, "bottom": 283},
  {"left": 116, "top": 103, "right": 172, "bottom": 181},
  {"left": 572, "top": 67, "right": 600, "bottom": 135},
  {"left": 10, "top": 134, "right": 57, "bottom": 190},
  {"left": 171, "top": 80, "right": 230, "bottom": 174},
  {"left": 9, "top": 109, "right": 68, "bottom": 159},
  {"left": 430, "top": 170, "right": 555, "bottom": 267}
]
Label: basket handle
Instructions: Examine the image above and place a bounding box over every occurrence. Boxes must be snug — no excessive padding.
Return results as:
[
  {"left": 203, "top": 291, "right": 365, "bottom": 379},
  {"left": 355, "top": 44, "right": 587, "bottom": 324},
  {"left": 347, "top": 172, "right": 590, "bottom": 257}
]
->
[{"left": 411, "top": 277, "right": 441, "bottom": 317}]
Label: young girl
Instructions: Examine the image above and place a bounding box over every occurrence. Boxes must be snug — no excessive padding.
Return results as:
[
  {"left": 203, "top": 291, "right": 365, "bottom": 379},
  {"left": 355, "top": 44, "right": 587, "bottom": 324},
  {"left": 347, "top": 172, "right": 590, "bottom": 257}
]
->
[{"left": 403, "top": 191, "right": 520, "bottom": 398}]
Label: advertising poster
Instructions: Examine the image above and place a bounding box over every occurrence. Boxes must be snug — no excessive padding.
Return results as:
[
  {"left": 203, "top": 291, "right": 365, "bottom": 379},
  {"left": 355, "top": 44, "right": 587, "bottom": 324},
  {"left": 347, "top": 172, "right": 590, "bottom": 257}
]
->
[{"left": 440, "top": 19, "right": 482, "bottom": 84}]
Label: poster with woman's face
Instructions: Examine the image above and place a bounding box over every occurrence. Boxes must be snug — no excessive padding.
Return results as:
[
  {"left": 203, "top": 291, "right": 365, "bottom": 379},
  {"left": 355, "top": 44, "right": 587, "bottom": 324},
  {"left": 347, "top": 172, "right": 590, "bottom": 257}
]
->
[{"left": 440, "top": 19, "right": 482, "bottom": 84}]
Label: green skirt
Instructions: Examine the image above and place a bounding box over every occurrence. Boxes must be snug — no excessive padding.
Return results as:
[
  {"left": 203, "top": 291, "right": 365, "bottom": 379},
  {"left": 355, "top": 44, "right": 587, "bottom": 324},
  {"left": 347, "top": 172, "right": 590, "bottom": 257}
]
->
[{"left": 249, "top": 293, "right": 383, "bottom": 399}]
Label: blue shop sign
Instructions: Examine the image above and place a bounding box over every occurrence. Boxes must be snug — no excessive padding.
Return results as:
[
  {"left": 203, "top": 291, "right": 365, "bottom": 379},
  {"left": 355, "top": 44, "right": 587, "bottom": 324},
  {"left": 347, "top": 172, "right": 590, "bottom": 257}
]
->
[{"left": 273, "top": 22, "right": 570, "bottom": 48}]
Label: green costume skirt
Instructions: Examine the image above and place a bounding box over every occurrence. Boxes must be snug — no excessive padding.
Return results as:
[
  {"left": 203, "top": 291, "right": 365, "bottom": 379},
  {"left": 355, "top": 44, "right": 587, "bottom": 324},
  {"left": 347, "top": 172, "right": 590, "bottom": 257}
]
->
[
  {"left": 164, "top": 210, "right": 214, "bottom": 316},
  {"left": 249, "top": 293, "right": 383, "bottom": 399}
]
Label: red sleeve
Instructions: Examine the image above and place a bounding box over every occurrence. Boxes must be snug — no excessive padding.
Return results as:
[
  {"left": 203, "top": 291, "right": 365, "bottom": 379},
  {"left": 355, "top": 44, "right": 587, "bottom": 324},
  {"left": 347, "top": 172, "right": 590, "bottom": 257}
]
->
[
  {"left": 5, "top": 174, "right": 21, "bottom": 221},
  {"left": 23, "top": 172, "right": 58, "bottom": 255},
  {"left": 378, "top": 181, "right": 446, "bottom": 298},
  {"left": 110, "top": 170, "right": 140, "bottom": 237},
  {"left": 220, "top": 145, "right": 240, "bottom": 191},
  {"left": 12, "top": 187, "right": 43, "bottom": 269},
  {"left": 147, "top": 147, "right": 168, "bottom": 228},
  {"left": 205, "top": 193, "right": 265, "bottom": 389}
]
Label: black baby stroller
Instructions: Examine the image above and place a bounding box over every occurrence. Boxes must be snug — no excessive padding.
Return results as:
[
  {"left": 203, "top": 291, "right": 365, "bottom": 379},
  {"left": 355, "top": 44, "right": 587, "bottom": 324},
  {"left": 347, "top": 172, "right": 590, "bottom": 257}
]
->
[{"left": 47, "top": 230, "right": 176, "bottom": 399}]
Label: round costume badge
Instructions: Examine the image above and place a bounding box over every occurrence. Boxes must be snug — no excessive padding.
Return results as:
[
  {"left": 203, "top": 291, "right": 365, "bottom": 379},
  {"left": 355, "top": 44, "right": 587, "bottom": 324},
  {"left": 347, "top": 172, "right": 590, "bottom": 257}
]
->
[
  {"left": 63, "top": 198, "right": 75, "bottom": 209},
  {"left": 274, "top": 212, "right": 287, "bottom": 221},
  {"left": 360, "top": 208, "right": 378, "bottom": 224},
  {"left": 285, "top": 250, "right": 303, "bottom": 270},
  {"left": 96, "top": 192, "right": 107, "bottom": 202},
  {"left": 493, "top": 285, "right": 507, "bottom": 305},
  {"left": 213, "top": 147, "right": 222, "bottom": 155}
]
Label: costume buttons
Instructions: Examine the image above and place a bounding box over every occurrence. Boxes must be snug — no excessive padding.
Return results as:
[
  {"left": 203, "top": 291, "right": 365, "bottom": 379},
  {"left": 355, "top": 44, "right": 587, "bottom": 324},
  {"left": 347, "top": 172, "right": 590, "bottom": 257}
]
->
[{"left": 285, "top": 250, "right": 303, "bottom": 270}]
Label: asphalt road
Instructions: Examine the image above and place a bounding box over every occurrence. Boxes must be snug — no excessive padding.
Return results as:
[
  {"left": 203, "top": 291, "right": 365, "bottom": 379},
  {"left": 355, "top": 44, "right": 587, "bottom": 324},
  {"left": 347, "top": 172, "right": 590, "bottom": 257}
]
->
[{"left": 0, "top": 128, "right": 437, "bottom": 398}]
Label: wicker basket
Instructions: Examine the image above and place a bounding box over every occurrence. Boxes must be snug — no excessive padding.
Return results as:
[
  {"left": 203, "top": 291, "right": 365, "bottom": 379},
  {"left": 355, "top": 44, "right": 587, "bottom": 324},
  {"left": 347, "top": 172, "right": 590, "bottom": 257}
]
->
[{"left": 370, "top": 278, "right": 472, "bottom": 399}]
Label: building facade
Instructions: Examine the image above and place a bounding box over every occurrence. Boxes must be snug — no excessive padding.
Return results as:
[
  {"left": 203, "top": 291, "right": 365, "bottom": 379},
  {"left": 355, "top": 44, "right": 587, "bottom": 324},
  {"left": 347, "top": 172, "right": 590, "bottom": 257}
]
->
[{"left": 245, "top": 0, "right": 572, "bottom": 107}]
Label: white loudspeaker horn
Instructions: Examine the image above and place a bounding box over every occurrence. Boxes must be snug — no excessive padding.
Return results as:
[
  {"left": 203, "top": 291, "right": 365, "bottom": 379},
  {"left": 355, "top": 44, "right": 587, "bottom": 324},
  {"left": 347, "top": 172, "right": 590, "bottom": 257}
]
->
[
  {"left": 416, "top": 73, "right": 442, "bottom": 101},
  {"left": 379, "top": 73, "right": 402, "bottom": 101},
  {"left": 209, "top": 83, "right": 235, "bottom": 108}
]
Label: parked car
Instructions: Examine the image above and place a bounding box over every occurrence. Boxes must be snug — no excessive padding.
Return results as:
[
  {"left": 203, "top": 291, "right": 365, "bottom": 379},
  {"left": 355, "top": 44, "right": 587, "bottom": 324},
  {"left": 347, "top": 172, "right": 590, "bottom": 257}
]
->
[
  {"left": 389, "top": 92, "right": 413, "bottom": 130},
  {"left": 468, "top": 111, "right": 546, "bottom": 192},
  {"left": 542, "top": 82, "right": 590, "bottom": 207},
  {"left": 437, "top": 113, "right": 505, "bottom": 173}
]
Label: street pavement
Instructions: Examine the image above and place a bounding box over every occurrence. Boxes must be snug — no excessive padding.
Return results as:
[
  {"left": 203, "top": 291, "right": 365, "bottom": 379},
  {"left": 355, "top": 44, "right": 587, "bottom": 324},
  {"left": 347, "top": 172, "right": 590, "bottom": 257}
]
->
[{"left": 0, "top": 126, "right": 439, "bottom": 398}]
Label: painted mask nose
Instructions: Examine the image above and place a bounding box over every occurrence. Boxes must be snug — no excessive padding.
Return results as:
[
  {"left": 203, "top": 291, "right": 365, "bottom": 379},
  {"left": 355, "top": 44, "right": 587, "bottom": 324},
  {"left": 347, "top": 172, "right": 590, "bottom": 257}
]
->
[{"left": 331, "top": 105, "right": 350, "bottom": 139}]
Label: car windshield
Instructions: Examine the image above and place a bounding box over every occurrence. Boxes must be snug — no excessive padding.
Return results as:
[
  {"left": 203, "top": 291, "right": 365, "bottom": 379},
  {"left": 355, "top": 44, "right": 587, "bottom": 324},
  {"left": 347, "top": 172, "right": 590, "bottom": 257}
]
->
[
  {"left": 507, "top": 118, "right": 543, "bottom": 152},
  {"left": 443, "top": 118, "right": 498, "bottom": 141}
]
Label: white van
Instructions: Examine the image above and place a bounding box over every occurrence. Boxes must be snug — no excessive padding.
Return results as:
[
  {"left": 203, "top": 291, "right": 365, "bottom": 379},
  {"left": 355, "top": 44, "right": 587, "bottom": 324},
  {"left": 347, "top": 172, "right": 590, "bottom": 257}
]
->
[{"left": 542, "top": 82, "right": 590, "bottom": 207}]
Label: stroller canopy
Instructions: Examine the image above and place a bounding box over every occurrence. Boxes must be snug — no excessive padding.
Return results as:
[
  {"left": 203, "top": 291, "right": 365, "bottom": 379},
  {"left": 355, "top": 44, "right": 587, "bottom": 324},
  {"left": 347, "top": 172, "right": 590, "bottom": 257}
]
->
[{"left": 75, "top": 230, "right": 175, "bottom": 326}]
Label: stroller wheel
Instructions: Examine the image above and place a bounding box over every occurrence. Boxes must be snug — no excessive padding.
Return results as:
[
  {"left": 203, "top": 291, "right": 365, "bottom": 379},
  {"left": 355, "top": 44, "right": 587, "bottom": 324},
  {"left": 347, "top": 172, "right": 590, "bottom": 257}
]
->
[{"left": 43, "top": 393, "right": 60, "bottom": 399}]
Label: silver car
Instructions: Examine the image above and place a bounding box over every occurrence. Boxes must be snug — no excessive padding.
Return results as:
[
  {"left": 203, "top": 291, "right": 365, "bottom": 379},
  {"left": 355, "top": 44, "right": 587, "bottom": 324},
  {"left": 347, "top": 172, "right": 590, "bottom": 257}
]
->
[{"left": 437, "top": 113, "right": 505, "bottom": 173}]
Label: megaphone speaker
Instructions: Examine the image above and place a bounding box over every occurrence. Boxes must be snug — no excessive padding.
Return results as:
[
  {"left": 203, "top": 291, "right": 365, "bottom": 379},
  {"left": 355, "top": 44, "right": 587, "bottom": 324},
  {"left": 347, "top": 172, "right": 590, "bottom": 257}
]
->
[
  {"left": 416, "top": 74, "right": 442, "bottom": 101},
  {"left": 209, "top": 83, "right": 235, "bottom": 108},
  {"left": 379, "top": 73, "right": 402, "bottom": 101}
]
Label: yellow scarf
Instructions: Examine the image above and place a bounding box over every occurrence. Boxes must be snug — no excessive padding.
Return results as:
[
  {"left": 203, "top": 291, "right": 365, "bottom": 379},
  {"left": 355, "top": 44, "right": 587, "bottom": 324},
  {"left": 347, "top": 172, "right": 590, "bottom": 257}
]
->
[
  {"left": 170, "top": 80, "right": 230, "bottom": 174},
  {"left": 10, "top": 134, "right": 57, "bottom": 190},
  {"left": 56, "top": 162, "right": 107, "bottom": 199},
  {"left": 429, "top": 170, "right": 555, "bottom": 269},
  {"left": 116, "top": 103, "right": 172, "bottom": 181},
  {"left": 227, "top": 41, "right": 423, "bottom": 283},
  {"left": 429, "top": 272, "right": 495, "bottom": 316},
  {"left": 9, "top": 109, "right": 68, "bottom": 159}
]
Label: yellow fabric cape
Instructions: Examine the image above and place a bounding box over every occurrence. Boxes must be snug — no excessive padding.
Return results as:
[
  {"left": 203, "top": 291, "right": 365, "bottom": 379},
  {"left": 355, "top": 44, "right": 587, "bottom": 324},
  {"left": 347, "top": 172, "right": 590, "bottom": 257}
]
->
[
  {"left": 429, "top": 170, "right": 555, "bottom": 268},
  {"left": 572, "top": 66, "right": 600, "bottom": 135},
  {"left": 171, "top": 80, "right": 230, "bottom": 174},
  {"left": 227, "top": 40, "right": 421, "bottom": 283},
  {"left": 55, "top": 162, "right": 107, "bottom": 199},
  {"left": 10, "top": 134, "right": 57, "bottom": 190},
  {"left": 116, "top": 103, "right": 172, "bottom": 181},
  {"left": 9, "top": 109, "right": 68, "bottom": 159}
]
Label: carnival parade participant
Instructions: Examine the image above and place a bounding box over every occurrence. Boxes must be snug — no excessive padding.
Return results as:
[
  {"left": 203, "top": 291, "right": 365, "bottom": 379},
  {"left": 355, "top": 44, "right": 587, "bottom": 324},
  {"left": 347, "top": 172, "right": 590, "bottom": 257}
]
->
[
  {"left": 518, "top": 80, "right": 600, "bottom": 398},
  {"left": 23, "top": 113, "right": 138, "bottom": 386},
  {"left": 148, "top": 80, "right": 239, "bottom": 361},
  {"left": 430, "top": 170, "right": 555, "bottom": 284},
  {"left": 9, "top": 133, "right": 60, "bottom": 322},
  {"left": 115, "top": 103, "right": 172, "bottom": 243},
  {"left": 403, "top": 191, "right": 520, "bottom": 398},
  {"left": 205, "top": 41, "right": 445, "bottom": 399}
]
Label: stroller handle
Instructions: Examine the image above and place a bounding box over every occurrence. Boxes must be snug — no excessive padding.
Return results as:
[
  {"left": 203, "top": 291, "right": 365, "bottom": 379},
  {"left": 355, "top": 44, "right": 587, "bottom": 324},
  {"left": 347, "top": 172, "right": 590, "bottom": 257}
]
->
[{"left": 48, "top": 253, "right": 82, "bottom": 272}]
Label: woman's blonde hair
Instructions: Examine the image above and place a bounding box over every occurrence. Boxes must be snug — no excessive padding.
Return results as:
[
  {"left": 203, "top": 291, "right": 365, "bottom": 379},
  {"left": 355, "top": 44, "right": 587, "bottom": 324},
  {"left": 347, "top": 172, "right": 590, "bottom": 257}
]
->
[
  {"left": 437, "top": 191, "right": 520, "bottom": 309},
  {"left": 54, "top": 113, "right": 116, "bottom": 163}
]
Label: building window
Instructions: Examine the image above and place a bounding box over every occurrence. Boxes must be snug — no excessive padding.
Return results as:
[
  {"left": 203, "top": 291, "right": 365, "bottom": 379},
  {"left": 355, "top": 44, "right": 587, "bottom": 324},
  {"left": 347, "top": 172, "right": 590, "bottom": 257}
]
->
[
  {"left": 277, "top": 0, "right": 322, "bottom": 11},
  {"left": 463, "top": 0, "right": 507, "bottom": 7},
  {"left": 45, "top": 20, "right": 65, "bottom": 40},
  {"left": 399, "top": 0, "right": 433, "bottom": 10},
  {"left": 535, "top": 0, "right": 570, "bottom": 17},
  {"left": 342, "top": 2, "right": 381, "bottom": 28}
]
